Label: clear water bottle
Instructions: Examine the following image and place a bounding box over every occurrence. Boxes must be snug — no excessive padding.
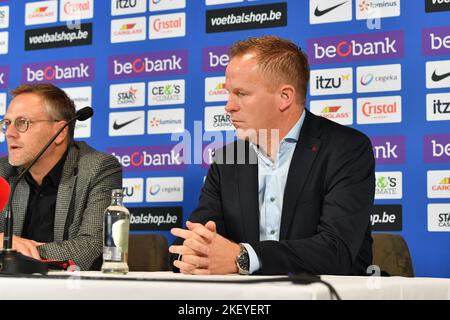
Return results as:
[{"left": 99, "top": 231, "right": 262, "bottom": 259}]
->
[{"left": 101, "top": 188, "right": 130, "bottom": 274}]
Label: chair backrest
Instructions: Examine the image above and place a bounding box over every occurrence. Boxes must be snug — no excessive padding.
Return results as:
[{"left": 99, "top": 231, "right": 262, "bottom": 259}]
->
[
  {"left": 372, "top": 233, "right": 414, "bottom": 277},
  {"left": 128, "top": 233, "right": 169, "bottom": 271}
]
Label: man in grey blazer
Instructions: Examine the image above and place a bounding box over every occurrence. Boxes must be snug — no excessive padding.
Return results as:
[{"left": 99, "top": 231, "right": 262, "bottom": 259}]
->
[{"left": 0, "top": 84, "right": 122, "bottom": 270}]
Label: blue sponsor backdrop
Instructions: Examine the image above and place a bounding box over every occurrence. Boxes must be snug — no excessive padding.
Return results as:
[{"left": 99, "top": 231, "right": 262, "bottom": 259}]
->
[{"left": 0, "top": 0, "right": 449, "bottom": 277}]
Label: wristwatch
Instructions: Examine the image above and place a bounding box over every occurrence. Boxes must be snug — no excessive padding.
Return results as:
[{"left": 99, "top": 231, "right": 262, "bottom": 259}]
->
[{"left": 235, "top": 244, "right": 250, "bottom": 275}]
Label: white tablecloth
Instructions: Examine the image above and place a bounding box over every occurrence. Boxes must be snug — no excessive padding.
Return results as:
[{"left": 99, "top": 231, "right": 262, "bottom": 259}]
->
[{"left": 0, "top": 272, "right": 449, "bottom": 300}]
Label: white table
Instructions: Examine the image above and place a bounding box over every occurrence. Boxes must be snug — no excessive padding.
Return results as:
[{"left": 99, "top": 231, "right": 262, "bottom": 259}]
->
[{"left": 0, "top": 272, "right": 449, "bottom": 300}]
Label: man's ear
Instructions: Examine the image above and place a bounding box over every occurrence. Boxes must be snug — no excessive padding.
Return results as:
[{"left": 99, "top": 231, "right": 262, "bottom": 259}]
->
[
  {"left": 54, "top": 122, "right": 68, "bottom": 145},
  {"left": 279, "top": 85, "right": 296, "bottom": 112}
]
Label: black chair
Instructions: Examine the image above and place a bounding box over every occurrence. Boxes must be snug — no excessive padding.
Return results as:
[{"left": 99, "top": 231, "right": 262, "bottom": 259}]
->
[{"left": 128, "top": 234, "right": 169, "bottom": 271}]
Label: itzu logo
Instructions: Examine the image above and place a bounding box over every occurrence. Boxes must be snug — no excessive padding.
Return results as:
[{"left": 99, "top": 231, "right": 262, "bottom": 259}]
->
[
  {"left": 107, "top": 145, "right": 185, "bottom": 171},
  {"left": 122, "top": 178, "right": 144, "bottom": 203},
  {"left": 310, "top": 67, "right": 353, "bottom": 96},
  {"left": 108, "top": 50, "right": 188, "bottom": 80},
  {"left": 112, "top": 0, "right": 147, "bottom": 16},
  {"left": 148, "top": 79, "right": 185, "bottom": 106},
  {"left": 426, "top": 93, "right": 450, "bottom": 121},
  {"left": 375, "top": 171, "right": 402, "bottom": 199},
  {"left": 22, "top": 58, "right": 94, "bottom": 84},
  {"left": 307, "top": 31, "right": 404, "bottom": 65}
]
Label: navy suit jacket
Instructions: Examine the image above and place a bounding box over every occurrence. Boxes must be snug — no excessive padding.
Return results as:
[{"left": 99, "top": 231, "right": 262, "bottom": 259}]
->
[{"left": 175, "top": 110, "right": 375, "bottom": 275}]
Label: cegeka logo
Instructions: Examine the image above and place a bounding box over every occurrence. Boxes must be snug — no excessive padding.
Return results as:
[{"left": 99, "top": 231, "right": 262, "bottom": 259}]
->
[
  {"left": 150, "top": 0, "right": 186, "bottom": 11},
  {"left": 356, "top": 64, "right": 402, "bottom": 93},
  {"left": 146, "top": 177, "right": 184, "bottom": 203}
]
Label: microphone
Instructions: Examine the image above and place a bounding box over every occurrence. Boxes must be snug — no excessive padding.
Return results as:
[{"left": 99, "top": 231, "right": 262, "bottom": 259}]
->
[
  {"left": 0, "top": 177, "right": 11, "bottom": 212},
  {"left": 0, "top": 106, "right": 93, "bottom": 275}
]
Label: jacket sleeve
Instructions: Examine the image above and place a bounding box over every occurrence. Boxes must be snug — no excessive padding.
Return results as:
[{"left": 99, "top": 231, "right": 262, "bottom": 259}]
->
[{"left": 37, "top": 154, "right": 122, "bottom": 271}]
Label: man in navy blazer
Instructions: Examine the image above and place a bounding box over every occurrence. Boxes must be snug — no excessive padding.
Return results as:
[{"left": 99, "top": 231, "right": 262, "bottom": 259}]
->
[{"left": 170, "top": 36, "right": 375, "bottom": 276}]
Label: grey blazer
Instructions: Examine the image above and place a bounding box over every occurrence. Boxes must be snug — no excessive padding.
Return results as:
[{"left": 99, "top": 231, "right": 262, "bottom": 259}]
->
[{"left": 0, "top": 141, "right": 122, "bottom": 270}]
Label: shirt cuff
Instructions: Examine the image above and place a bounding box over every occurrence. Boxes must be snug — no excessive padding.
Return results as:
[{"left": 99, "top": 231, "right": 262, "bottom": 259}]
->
[{"left": 241, "top": 243, "right": 261, "bottom": 274}]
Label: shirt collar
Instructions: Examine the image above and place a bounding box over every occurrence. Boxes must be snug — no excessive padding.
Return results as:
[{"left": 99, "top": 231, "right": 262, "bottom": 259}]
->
[{"left": 282, "top": 109, "right": 305, "bottom": 144}]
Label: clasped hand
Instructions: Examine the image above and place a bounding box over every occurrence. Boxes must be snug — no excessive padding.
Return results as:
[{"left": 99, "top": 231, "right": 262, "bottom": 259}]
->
[{"left": 169, "top": 221, "right": 240, "bottom": 275}]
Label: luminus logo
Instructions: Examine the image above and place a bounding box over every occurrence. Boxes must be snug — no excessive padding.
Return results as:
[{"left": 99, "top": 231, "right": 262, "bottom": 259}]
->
[{"left": 150, "top": 117, "right": 160, "bottom": 127}]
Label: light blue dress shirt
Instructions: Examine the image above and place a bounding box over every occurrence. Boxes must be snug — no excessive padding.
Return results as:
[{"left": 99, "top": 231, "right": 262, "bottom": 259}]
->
[{"left": 242, "top": 111, "right": 306, "bottom": 274}]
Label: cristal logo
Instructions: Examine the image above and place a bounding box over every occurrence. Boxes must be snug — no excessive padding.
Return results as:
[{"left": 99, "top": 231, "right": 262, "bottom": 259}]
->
[
  {"left": 64, "top": 1, "right": 91, "bottom": 14},
  {"left": 23, "top": 59, "right": 94, "bottom": 84},
  {"left": 360, "top": 74, "right": 374, "bottom": 86},
  {"left": 153, "top": 17, "right": 182, "bottom": 32},
  {"left": 308, "top": 31, "right": 404, "bottom": 64},
  {"left": 362, "top": 101, "right": 397, "bottom": 116}
]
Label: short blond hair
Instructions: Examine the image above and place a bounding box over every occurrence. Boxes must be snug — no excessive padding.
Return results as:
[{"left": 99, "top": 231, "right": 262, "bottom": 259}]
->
[{"left": 229, "top": 36, "right": 310, "bottom": 105}]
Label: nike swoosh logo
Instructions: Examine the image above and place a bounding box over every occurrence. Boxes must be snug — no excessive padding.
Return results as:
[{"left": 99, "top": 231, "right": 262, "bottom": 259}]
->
[
  {"left": 314, "top": 1, "right": 348, "bottom": 17},
  {"left": 432, "top": 70, "right": 450, "bottom": 82},
  {"left": 113, "top": 117, "right": 140, "bottom": 130}
]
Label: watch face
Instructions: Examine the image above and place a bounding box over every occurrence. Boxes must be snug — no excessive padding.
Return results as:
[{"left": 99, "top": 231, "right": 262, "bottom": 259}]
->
[{"left": 237, "top": 246, "right": 249, "bottom": 274}]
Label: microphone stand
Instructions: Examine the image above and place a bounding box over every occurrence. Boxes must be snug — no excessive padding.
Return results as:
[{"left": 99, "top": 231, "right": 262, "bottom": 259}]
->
[{"left": 0, "top": 107, "right": 92, "bottom": 275}]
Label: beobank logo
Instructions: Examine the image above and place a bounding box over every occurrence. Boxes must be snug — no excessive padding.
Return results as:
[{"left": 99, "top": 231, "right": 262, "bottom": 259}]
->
[
  {"left": 202, "top": 45, "right": 230, "bottom": 73},
  {"left": 108, "top": 50, "right": 188, "bottom": 80},
  {"left": 108, "top": 145, "right": 185, "bottom": 171},
  {"left": 22, "top": 58, "right": 95, "bottom": 84},
  {"left": 307, "top": 30, "right": 404, "bottom": 65}
]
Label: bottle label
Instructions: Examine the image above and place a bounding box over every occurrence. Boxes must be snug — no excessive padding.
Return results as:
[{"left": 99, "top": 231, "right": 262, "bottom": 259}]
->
[{"left": 103, "top": 211, "right": 130, "bottom": 262}]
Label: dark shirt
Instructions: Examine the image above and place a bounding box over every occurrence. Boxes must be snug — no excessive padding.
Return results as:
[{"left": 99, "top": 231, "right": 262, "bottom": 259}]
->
[{"left": 21, "top": 151, "right": 68, "bottom": 243}]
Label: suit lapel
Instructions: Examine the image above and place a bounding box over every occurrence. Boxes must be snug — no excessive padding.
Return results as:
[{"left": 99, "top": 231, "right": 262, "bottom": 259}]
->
[
  {"left": 237, "top": 144, "right": 259, "bottom": 242},
  {"left": 54, "top": 144, "right": 78, "bottom": 241},
  {"left": 280, "top": 110, "right": 322, "bottom": 239},
  {"left": 9, "top": 175, "right": 30, "bottom": 236}
]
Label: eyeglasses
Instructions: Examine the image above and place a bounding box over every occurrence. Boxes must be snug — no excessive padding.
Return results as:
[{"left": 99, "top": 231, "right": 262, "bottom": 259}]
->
[{"left": 0, "top": 117, "right": 60, "bottom": 134}]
